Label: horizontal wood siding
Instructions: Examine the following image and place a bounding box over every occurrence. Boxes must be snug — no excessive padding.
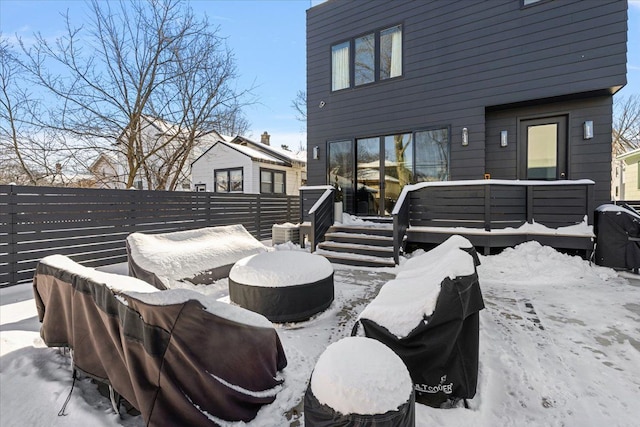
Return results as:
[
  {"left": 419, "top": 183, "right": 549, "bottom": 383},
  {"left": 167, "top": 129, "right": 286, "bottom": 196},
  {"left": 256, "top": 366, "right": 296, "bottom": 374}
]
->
[
  {"left": 485, "top": 96, "right": 613, "bottom": 204},
  {"left": 307, "top": 0, "right": 626, "bottom": 196},
  {"left": 0, "top": 185, "right": 299, "bottom": 287}
]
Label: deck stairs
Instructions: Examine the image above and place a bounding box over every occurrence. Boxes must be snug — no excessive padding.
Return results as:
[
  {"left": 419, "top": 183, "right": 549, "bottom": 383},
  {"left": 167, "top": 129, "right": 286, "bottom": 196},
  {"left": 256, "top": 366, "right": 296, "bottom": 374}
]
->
[{"left": 314, "top": 217, "right": 397, "bottom": 268}]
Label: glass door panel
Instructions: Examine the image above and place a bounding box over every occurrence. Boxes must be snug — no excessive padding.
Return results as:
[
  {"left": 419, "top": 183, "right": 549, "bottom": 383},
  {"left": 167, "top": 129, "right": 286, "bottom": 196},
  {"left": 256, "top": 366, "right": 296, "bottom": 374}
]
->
[
  {"left": 383, "top": 134, "right": 413, "bottom": 214},
  {"left": 356, "top": 137, "right": 381, "bottom": 215},
  {"left": 328, "top": 140, "right": 354, "bottom": 213},
  {"left": 519, "top": 116, "right": 567, "bottom": 180},
  {"left": 527, "top": 124, "right": 557, "bottom": 179}
]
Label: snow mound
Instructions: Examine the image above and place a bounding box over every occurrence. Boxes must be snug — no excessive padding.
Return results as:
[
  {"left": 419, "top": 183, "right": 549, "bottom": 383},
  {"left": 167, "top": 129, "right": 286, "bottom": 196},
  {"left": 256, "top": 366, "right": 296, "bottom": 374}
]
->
[{"left": 310, "top": 337, "right": 412, "bottom": 415}]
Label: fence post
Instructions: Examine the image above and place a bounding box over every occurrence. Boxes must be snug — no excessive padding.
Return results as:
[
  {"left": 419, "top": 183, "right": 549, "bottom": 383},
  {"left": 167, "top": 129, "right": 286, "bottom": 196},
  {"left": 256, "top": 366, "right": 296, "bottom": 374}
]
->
[{"left": 8, "top": 185, "right": 17, "bottom": 286}]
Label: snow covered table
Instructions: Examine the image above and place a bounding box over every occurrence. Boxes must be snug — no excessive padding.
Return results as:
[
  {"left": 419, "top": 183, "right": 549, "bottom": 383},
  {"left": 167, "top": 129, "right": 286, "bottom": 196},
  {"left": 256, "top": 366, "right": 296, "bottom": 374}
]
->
[
  {"left": 304, "top": 337, "right": 415, "bottom": 426},
  {"left": 228, "top": 251, "right": 334, "bottom": 323}
]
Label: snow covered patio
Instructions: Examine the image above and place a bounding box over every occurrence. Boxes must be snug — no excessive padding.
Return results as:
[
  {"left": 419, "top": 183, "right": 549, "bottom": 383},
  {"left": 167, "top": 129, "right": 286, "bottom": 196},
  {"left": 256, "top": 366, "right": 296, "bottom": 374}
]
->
[{"left": 1, "top": 241, "right": 640, "bottom": 426}]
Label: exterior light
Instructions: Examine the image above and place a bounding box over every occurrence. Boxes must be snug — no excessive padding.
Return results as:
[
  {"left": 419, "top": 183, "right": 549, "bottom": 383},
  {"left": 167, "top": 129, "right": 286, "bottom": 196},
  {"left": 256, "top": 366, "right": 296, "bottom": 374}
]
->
[
  {"left": 313, "top": 145, "right": 320, "bottom": 160},
  {"left": 462, "top": 127, "right": 468, "bottom": 146},
  {"left": 500, "top": 130, "right": 508, "bottom": 147},
  {"left": 583, "top": 121, "right": 593, "bottom": 139}
]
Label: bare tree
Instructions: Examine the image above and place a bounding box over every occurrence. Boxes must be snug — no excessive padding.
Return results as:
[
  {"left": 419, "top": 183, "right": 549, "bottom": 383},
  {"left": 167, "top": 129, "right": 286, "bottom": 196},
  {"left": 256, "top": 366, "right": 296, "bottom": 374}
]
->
[
  {"left": 291, "top": 89, "right": 306, "bottom": 122},
  {"left": 19, "top": 0, "right": 251, "bottom": 190},
  {"left": 613, "top": 94, "right": 640, "bottom": 156}
]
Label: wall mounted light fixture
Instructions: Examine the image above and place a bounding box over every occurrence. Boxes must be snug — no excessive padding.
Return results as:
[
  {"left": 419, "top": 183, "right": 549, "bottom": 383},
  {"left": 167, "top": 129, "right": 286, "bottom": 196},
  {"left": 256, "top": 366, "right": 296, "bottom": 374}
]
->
[
  {"left": 462, "top": 127, "right": 469, "bottom": 146},
  {"left": 500, "top": 130, "right": 508, "bottom": 147},
  {"left": 583, "top": 120, "right": 594, "bottom": 139},
  {"left": 313, "top": 145, "right": 320, "bottom": 160}
]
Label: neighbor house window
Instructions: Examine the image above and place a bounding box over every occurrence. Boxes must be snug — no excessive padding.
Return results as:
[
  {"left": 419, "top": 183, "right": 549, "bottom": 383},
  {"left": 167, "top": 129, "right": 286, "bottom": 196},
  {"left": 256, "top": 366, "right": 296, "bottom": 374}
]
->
[
  {"left": 194, "top": 183, "right": 206, "bottom": 192},
  {"left": 214, "top": 168, "right": 243, "bottom": 192},
  {"left": 331, "top": 25, "right": 402, "bottom": 91},
  {"left": 260, "top": 169, "right": 285, "bottom": 194},
  {"left": 332, "top": 41, "right": 350, "bottom": 91},
  {"left": 380, "top": 25, "right": 402, "bottom": 80},
  {"left": 355, "top": 33, "right": 375, "bottom": 86}
]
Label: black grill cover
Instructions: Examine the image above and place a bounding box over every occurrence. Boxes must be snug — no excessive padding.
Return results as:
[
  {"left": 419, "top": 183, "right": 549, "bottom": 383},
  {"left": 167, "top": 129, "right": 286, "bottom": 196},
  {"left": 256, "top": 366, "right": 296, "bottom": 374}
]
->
[
  {"left": 594, "top": 204, "right": 640, "bottom": 270},
  {"left": 354, "top": 267, "right": 484, "bottom": 407},
  {"left": 304, "top": 383, "right": 415, "bottom": 427}
]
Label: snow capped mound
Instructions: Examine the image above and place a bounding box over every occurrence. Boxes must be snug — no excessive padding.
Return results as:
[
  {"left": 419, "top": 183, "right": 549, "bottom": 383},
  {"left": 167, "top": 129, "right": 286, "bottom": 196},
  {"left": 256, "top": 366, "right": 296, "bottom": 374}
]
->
[
  {"left": 478, "top": 241, "right": 618, "bottom": 286},
  {"left": 310, "top": 337, "right": 413, "bottom": 415}
]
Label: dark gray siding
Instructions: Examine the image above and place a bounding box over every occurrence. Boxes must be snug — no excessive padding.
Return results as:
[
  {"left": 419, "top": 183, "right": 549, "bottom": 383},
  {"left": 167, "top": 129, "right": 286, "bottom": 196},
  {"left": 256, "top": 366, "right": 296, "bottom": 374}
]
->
[
  {"left": 306, "top": 0, "right": 627, "bottom": 197},
  {"left": 485, "top": 96, "right": 613, "bottom": 204}
]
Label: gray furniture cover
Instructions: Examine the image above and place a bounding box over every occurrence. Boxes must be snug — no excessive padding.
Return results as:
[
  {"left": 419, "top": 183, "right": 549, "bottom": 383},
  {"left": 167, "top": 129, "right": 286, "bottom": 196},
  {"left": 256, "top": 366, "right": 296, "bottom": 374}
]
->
[
  {"left": 32, "top": 255, "right": 287, "bottom": 426},
  {"left": 126, "top": 225, "right": 267, "bottom": 289}
]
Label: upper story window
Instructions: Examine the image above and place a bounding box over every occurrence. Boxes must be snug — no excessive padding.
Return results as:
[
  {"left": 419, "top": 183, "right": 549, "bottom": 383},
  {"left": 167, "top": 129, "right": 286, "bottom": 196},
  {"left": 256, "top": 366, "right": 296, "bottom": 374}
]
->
[
  {"left": 331, "top": 24, "right": 403, "bottom": 91},
  {"left": 380, "top": 25, "right": 402, "bottom": 80},
  {"left": 332, "top": 42, "right": 350, "bottom": 91}
]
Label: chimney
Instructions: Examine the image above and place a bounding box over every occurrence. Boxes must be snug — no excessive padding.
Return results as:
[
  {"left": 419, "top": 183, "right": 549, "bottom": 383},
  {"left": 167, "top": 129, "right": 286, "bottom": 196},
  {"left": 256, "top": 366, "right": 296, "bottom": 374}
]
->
[{"left": 260, "top": 131, "right": 270, "bottom": 146}]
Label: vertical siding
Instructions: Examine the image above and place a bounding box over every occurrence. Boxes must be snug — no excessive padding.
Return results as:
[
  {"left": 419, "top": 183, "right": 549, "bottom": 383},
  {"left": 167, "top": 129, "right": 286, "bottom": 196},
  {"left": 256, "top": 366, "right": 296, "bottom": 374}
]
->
[{"left": 307, "top": 0, "right": 627, "bottom": 195}]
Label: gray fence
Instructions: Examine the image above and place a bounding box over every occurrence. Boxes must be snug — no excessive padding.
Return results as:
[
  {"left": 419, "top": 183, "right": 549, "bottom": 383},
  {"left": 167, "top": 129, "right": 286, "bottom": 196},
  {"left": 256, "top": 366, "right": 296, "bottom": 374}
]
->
[{"left": 1, "top": 185, "right": 300, "bottom": 288}]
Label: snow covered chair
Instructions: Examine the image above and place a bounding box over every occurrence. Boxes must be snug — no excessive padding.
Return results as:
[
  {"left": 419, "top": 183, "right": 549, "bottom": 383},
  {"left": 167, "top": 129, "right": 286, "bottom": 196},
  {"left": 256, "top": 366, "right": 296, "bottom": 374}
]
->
[
  {"left": 304, "top": 337, "right": 415, "bottom": 426},
  {"left": 33, "top": 255, "right": 287, "bottom": 426},
  {"left": 352, "top": 235, "right": 484, "bottom": 407},
  {"left": 126, "top": 224, "right": 267, "bottom": 289}
]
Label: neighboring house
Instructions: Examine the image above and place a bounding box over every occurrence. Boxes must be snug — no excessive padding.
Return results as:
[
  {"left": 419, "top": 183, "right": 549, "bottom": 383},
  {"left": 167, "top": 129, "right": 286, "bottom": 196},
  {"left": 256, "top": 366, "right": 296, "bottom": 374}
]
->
[
  {"left": 89, "top": 116, "right": 231, "bottom": 190},
  {"left": 191, "top": 132, "right": 307, "bottom": 196},
  {"left": 306, "top": 0, "right": 627, "bottom": 215},
  {"left": 89, "top": 153, "right": 125, "bottom": 189},
  {"left": 613, "top": 148, "right": 640, "bottom": 201}
]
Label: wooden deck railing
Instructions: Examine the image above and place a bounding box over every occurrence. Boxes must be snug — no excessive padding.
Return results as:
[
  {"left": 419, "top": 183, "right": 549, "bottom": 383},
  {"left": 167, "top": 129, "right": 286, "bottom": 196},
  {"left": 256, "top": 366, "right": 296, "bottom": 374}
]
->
[
  {"left": 392, "top": 179, "right": 595, "bottom": 259},
  {"left": 299, "top": 186, "right": 334, "bottom": 252}
]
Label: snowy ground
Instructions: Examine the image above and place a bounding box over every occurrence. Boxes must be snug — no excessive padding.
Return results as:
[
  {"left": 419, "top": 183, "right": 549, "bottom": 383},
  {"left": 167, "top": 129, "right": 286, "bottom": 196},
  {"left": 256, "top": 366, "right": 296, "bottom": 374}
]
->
[{"left": 1, "top": 241, "right": 640, "bottom": 426}]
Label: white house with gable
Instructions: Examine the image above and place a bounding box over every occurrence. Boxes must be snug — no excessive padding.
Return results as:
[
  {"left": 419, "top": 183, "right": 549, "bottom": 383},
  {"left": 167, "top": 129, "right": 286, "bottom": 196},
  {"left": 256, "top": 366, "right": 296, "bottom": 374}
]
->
[{"left": 191, "top": 132, "right": 306, "bottom": 196}]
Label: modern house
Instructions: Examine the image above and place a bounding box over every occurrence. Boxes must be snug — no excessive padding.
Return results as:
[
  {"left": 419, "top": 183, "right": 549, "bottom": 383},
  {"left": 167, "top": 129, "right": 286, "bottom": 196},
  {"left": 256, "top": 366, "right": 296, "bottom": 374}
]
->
[
  {"left": 303, "top": 0, "right": 627, "bottom": 266},
  {"left": 306, "top": 0, "right": 627, "bottom": 212},
  {"left": 191, "top": 132, "right": 307, "bottom": 196}
]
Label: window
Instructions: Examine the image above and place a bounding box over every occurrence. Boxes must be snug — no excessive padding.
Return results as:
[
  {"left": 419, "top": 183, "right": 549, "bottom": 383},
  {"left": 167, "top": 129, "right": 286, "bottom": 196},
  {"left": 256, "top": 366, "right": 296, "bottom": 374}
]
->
[
  {"left": 380, "top": 25, "right": 402, "bottom": 80},
  {"left": 260, "top": 169, "right": 286, "bottom": 194},
  {"left": 355, "top": 33, "right": 375, "bottom": 86},
  {"left": 194, "top": 183, "right": 206, "bottom": 192},
  {"left": 214, "top": 168, "right": 243, "bottom": 193},
  {"left": 332, "top": 42, "right": 350, "bottom": 91},
  {"left": 331, "top": 24, "right": 402, "bottom": 91},
  {"left": 414, "top": 128, "right": 450, "bottom": 182}
]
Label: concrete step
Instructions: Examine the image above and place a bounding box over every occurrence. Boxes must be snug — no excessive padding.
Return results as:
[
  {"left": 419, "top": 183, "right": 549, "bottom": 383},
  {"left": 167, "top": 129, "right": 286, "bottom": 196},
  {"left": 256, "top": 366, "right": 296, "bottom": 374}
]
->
[
  {"left": 323, "top": 232, "right": 393, "bottom": 247},
  {"left": 315, "top": 249, "right": 396, "bottom": 268},
  {"left": 317, "top": 241, "right": 394, "bottom": 258}
]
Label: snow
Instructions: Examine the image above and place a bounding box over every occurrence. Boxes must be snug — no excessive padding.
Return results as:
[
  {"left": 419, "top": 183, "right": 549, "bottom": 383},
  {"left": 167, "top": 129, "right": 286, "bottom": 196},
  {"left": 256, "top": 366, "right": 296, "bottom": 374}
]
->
[
  {"left": 409, "top": 216, "right": 594, "bottom": 237},
  {"left": 596, "top": 203, "right": 640, "bottom": 219},
  {"left": 126, "top": 289, "right": 273, "bottom": 329},
  {"left": 126, "top": 224, "right": 267, "bottom": 286},
  {"left": 229, "top": 251, "right": 333, "bottom": 287},
  {"left": 39, "top": 255, "right": 158, "bottom": 294},
  {"left": 358, "top": 236, "right": 477, "bottom": 338},
  {"left": 310, "top": 336, "right": 413, "bottom": 415},
  {"left": 2, "top": 242, "right": 640, "bottom": 426}
]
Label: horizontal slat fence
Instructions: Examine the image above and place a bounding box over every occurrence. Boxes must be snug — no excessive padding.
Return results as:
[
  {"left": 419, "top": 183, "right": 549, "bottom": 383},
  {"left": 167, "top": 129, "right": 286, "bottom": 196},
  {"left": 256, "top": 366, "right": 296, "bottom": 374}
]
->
[{"left": 1, "top": 185, "right": 299, "bottom": 288}]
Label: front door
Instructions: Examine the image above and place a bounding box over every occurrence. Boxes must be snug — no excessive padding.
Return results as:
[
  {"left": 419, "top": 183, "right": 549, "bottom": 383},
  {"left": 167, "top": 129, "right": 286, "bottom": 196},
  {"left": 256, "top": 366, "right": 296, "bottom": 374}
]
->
[{"left": 519, "top": 116, "right": 568, "bottom": 180}]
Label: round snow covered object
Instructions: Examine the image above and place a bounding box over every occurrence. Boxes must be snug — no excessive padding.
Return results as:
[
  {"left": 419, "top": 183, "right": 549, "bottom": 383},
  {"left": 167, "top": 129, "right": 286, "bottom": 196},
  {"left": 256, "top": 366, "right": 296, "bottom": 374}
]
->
[
  {"left": 229, "top": 251, "right": 333, "bottom": 287},
  {"left": 310, "top": 337, "right": 413, "bottom": 415}
]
